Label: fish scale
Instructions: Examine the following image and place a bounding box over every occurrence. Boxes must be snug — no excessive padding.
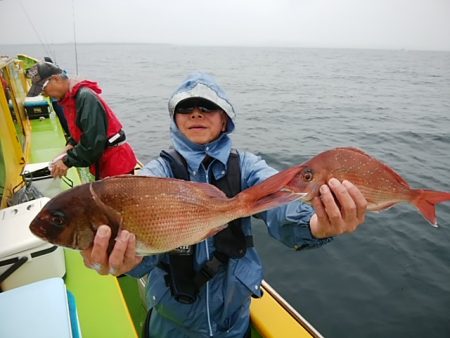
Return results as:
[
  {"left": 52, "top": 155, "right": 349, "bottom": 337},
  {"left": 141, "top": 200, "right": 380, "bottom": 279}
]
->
[{"left": 100, "top": 180, "right": 235, "bottom": 252}]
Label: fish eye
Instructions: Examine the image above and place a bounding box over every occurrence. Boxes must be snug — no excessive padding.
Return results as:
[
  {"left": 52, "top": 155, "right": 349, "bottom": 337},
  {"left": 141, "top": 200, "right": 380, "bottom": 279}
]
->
[
  {"left": 50, "top": 211, "right": 66, "bottom": 228},
  {"left": 303, "top": 168, "right": 314, "bottom": 182}
]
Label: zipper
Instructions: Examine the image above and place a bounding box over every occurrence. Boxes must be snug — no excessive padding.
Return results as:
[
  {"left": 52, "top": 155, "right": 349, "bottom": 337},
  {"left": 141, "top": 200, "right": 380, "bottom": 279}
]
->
[
  {"left": 204, "top": 169, "right": 213, "bottom": 337},
  {"left": 205, "top": 240, "right": 213, "bottom": 336}
]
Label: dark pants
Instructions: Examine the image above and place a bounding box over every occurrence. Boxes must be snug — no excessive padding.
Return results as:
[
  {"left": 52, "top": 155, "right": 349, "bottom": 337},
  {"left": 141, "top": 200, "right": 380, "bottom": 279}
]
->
[{"left": 51, "top": 101, "right": 70, "bottom": 137}]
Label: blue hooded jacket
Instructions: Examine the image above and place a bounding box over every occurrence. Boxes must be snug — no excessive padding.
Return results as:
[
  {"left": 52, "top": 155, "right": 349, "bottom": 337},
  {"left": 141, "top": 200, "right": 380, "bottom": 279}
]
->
[{"left": 128, "top": 72, "right": 331, "bottom": 338}]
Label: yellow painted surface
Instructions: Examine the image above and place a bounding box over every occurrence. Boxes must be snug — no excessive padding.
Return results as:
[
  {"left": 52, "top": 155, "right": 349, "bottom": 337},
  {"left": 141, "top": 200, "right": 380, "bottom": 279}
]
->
[
  {"left": 0, "top": 58, "right": 28, "bottom": 208},
  {"left": 250, "top": 285, "right": 315, "bottom": 338},
  {"left": 4, "top": 59, "right": 31, "bottom": 159}
]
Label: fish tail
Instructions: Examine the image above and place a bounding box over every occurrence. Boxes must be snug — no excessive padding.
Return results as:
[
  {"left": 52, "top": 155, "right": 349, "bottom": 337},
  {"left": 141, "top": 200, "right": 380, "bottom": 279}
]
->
[
  {"left": 411, "top": 189, "right": 450, "bottom": 227},
  {"left": 236, "top": 165, "right": 304, "bottom": 215}
]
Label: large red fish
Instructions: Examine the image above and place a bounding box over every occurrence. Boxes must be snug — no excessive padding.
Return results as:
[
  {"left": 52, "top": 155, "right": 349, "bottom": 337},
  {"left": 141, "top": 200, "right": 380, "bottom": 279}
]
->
[
  {"left": 29, "top": 172, "right": 302, "bottom": 255},
  {"left": 279, "top": 147, "right": 450, "bottom": 226}
]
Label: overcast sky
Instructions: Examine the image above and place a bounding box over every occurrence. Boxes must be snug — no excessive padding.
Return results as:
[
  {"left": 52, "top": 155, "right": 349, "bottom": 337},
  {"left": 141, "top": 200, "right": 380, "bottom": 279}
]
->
[{"left": 1, "top": 0, "right": 449, "bottom": 51}]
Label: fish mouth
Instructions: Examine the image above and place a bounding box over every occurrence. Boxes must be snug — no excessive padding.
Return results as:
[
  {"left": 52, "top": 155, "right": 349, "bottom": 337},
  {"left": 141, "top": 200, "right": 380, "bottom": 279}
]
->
[
  {"left": 72, "top": 231, "right": 79, "bottom": 249},
  {"left": 280, "top": 188, "right": 308, "bottom": 201},
  {"left": 299, "top": 193, "right": 313, "bottom": 202},
  {"left": 29, "top": 222, "right": 49, "bottom": 240},
  {"left": 293, "top": 192, "right": 308, "bottom": 200}
]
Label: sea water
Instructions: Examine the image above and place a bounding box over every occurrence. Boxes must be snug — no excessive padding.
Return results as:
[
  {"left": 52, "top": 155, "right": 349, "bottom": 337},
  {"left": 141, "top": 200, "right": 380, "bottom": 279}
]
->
[{"left": 2, "top": 43, "right": 449, "bottom": 338}]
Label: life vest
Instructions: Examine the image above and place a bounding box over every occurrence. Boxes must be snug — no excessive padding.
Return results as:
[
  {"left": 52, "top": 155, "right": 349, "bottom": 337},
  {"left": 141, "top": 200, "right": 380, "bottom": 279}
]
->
[
  {"left": 59, "top": 81, "right": 137, "bottom": 179},
  {"left": 158, "top": 149, "right": 253, "bottom": 304}
]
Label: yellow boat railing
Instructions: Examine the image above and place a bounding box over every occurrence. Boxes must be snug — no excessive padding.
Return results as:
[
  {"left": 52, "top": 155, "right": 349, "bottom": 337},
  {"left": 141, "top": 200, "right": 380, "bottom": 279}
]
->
[
  {"left": 0, "top": 57, "right": 31, "bottom": 208},
  {"left": 251, "top": 280, "right": 323, "bottom": 338}
]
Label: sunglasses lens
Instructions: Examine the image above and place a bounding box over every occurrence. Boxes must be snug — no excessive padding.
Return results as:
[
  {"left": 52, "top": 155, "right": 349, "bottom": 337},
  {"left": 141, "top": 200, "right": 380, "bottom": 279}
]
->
[
  {"left": 176, "top": 107, "right": 194, "bottom": 114},
  {"left": 41, "top": 79, "right": 50, "bottom": 93},
  {"left": 175, "top": 99, "right": 221, "bottom": 114}
]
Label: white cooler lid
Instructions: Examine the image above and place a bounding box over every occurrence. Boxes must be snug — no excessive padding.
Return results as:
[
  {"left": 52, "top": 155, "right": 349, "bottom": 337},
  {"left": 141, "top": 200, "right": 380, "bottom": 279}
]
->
[
  {"left": 23, "top": 95, "right": 48, "bottom": 104},
  {"left": 0, "top": 197, "right": 51, "bottom": 258},
  {"left": 0, "top": 277, "right": 73, "bottom": 338},
  {"left": 22, "top": 162, "right": 52, "bottom": 180}
]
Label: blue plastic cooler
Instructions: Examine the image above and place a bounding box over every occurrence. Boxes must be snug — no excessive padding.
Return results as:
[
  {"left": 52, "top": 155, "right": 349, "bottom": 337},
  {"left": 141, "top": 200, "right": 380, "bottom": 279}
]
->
[{"left": 0, "top": 277, "right": 81, "bottom": 338}]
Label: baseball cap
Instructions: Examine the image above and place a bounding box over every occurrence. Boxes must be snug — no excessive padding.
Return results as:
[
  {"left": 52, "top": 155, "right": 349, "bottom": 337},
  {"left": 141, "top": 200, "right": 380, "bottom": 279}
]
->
[{"left": 27, "top": 62, "right": 63, "bottom": 97}]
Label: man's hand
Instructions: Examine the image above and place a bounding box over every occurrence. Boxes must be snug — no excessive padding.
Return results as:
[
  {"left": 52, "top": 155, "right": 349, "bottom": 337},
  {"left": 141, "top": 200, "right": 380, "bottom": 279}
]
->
[
  {"left": 50, "top": 158, "right": 69, "bottom": 178},
  {"left": 310, "top": 178, "right": 367, "bottom": 238},
  {"left": 50, "top": 145, "right": 73, "bottom": 178},
  {"left": 81, "top": 225, "right": 143, "bottom": 276}
]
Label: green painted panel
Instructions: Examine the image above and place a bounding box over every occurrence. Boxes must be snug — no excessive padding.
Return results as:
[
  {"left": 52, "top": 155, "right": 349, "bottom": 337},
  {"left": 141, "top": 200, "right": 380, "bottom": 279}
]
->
[{"left": 64, "top": 250, "right": 138, "bottom": 338}]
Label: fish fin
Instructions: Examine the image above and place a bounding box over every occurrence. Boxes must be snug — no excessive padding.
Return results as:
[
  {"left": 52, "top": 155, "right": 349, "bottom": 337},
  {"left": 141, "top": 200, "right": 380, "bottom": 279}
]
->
[
  {"left": 367, "top": 201, "right": 397, "bottom": 212},
  {"left": 203, "top": 223, "right": 229, "bottom": 239},
  {"left": 411, "top": 189, "right": 450, "bottom": 227},
  {"left": 337, "top": 147, "right": 411, "bottom": 188},
  {"left": 236, "top": 165, "right": 305, "bottom": 216},
  {"left": 192, "top": 182, "right": 228, "bottom": 199},
  {"left": 89, "top": 183, "right": 123, "bottom": 254},
  {"left": 335, "top": 147, "right": 372, "bottom": 157},
  {"left": 246, "top": 190, "right": 305, "bottom": 215},
  {"left": 101, "top": 174, "right": 137, "bottom": 181},
  {"left": 135, "top": 242, "right": 160, "bottom": 256},
  {"left": 243, "top": 165, "right": 303, "bottom": 199}
]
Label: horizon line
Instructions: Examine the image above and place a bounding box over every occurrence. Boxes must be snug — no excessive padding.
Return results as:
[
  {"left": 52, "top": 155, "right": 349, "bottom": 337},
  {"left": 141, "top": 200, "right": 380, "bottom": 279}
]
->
[{"left": 1, "top": 42, "right": 449, "bottom": 53}]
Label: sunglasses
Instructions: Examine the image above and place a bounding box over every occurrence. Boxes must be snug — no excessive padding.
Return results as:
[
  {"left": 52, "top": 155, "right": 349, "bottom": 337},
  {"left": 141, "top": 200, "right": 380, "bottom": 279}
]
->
[
  {"left": 41, "top": 77, "right": 52, "bottom": 93},
  {"left": 175, "top": 99, "right": 222, "bottom": 114}
]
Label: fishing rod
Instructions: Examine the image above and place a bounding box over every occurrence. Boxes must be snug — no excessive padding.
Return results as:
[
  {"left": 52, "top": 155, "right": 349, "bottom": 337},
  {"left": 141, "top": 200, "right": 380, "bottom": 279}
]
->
[
  {"left": 71, "top": 0, "right": 79, "bottom": 75},
  {"left": 18, "top": 0, "right": 79, "bottom": 75},
  {"left": 18, "top": 0, "right": 54, "bottom": 60}
]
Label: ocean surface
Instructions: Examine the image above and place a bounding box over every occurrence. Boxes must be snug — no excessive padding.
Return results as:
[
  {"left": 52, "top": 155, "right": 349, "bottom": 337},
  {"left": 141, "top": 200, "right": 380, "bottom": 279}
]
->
[{"left": 2, "top": 44, "right": 450, "bottom": 338}]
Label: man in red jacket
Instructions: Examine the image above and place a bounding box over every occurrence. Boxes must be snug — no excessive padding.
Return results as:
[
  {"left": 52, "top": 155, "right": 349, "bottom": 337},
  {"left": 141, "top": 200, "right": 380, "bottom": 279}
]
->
[{"left": 28, "top": 62, "right": 137, "bottom": 180}]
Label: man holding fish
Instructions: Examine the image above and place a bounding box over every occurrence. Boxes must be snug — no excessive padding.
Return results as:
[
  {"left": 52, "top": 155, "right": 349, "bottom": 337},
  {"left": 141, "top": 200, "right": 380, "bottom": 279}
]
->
[{"left": 74, "top": 72, "right": 367, "bottom": 338}]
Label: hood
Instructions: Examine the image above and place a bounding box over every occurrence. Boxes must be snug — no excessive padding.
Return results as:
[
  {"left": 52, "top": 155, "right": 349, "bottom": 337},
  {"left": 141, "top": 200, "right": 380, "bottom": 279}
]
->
[
  {"left": 169, "top": 120, "right": 232, "bottom": 173},
  {"left": 69, "top": 79, "right": 102, "bottom": 97},
  {"left": 168, "top": 72, "right": 236, "bottom": 133}
]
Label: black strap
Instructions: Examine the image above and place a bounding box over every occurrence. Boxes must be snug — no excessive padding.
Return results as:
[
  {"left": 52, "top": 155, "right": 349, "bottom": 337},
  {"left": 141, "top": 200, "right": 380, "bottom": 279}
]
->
[
  {"left": 158, "top": 148, "right": 253, "bottom": 301},
  {"left": 161, "top": 252, "right": 198, "bottom": 304},
  {"left": 0, "top": 256, "right": 28, "bottom": 287},
  {"left": 106, "top": 130, "right": 126, "bottom": 147},
  {"left": 193, "top": 252, "right": 228, "bottom": 290},
  {"left": 94, "top": 130, "right": 126, "bottom": 181},
  {"left": 209, "top": 150, "right": 245, "bottom": 258},
  {"left": 160, "top": 149, "right": 189, "bottom": 180}
]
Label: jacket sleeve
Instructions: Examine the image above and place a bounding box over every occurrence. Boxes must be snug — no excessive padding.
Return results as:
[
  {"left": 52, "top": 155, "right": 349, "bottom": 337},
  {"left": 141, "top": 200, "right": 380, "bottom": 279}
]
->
[
  {"left": 63, "top": 88, "right": 108, "bottom": 168},
  {"left": 240, "top": 151, "right": 332, "bottom": 250}
]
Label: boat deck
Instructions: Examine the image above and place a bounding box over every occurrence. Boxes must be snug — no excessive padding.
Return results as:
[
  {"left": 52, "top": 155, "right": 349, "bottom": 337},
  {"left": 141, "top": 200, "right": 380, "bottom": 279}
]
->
[{"left": 29, "top": 115, "right": 139, "bottom": 338}]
